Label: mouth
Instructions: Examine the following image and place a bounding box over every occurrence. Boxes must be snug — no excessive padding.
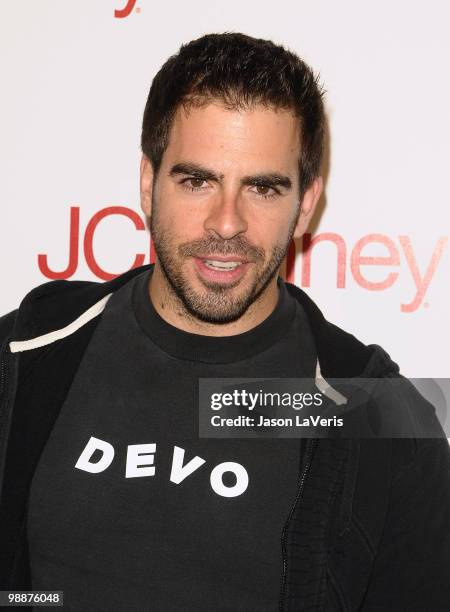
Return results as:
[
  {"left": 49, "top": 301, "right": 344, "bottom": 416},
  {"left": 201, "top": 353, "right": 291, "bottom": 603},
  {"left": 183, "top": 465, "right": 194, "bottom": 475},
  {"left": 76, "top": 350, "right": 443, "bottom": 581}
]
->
[{"left": 193, "top": 256, "right": 250, "bottom": 284}]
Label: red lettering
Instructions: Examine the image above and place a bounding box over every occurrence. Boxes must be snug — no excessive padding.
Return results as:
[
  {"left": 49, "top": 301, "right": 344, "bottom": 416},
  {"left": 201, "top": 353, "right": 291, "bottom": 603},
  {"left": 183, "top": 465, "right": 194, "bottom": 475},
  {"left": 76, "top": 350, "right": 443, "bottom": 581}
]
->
[
  {"left": 38, "top": 206, "right": 80, "bottom": 280},
  {"left": 36, "top": 207, "right": 448, "bottom": 313},
  {"left": 301, "top": 232, "right": 346, "bottom": 288},
  {"left": 351, "top": 234, "right": 400, "bottom": 290},
  {"left": 84, "top": 206, "right": 146, "bottom": 281},
  {"left": 114, "top": 0, "right": 137, "bottom": 18},
  {"left": 399, "top": 236, "right": 448, "bottom": 313},
  {"left": 285, "top": 239, "right": 296, "bottom": 284}
]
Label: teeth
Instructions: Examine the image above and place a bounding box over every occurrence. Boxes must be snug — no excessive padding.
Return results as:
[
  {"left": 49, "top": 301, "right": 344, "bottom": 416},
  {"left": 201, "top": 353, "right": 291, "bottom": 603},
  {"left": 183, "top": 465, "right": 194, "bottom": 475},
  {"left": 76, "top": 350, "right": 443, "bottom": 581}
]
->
[{"left": 204, "top": 260, "right": 242, "bottom": 270}]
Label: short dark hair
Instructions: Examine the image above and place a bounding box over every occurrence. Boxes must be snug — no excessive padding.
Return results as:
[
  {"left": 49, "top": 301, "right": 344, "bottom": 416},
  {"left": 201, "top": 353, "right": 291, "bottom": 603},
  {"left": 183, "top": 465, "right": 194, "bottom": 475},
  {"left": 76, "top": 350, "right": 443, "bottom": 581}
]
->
[{"left": 141, "top": 32, "right": 325, "bottom": 197}]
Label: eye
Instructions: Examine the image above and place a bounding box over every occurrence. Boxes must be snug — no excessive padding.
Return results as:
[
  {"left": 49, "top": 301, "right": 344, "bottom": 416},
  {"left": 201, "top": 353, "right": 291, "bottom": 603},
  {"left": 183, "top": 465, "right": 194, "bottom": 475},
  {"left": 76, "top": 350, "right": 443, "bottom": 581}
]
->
[
  {"left": 181, "top": 177, "right": 209, "bottom": 192},
  {"left": 251, "top": 184, "right": 279, "bottom": 199}
]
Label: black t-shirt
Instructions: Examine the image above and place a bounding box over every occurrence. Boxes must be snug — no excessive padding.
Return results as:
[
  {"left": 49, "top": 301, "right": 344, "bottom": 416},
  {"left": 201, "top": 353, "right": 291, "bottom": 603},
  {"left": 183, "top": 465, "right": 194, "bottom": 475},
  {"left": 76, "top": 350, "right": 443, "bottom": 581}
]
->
[{"left": 27, "top": 270, "right": 317, "bottom": 611}]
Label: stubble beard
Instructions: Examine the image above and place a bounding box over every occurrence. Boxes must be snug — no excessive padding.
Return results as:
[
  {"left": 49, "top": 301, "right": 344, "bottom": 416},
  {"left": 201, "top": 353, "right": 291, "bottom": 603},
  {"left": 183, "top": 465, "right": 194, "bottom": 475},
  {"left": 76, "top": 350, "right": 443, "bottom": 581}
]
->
[{"left": 149, "top": 197, "right": 300, "bottom": 324}]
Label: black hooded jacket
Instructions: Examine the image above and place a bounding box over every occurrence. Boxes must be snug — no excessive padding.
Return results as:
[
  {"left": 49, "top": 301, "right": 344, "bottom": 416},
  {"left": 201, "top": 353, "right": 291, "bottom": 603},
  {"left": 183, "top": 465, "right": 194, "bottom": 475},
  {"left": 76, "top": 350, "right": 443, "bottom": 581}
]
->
[{"left": 0, "top": 263, "right": 448, "bottom": 611}]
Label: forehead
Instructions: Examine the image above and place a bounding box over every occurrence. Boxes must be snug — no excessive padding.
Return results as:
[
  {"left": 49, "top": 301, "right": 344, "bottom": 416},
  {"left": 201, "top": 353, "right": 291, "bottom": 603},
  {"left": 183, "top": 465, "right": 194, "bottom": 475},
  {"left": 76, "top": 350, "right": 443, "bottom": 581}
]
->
[{"left": 164, "top": 101, "right": 301, "bottom": 174}]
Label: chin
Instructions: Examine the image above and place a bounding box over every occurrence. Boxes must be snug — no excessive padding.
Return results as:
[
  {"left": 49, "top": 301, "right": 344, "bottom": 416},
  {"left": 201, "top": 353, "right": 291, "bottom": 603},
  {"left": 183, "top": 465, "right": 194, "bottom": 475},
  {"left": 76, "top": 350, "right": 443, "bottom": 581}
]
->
[{"left": 182, "top": 280, "right": 256, "bottom": 324}]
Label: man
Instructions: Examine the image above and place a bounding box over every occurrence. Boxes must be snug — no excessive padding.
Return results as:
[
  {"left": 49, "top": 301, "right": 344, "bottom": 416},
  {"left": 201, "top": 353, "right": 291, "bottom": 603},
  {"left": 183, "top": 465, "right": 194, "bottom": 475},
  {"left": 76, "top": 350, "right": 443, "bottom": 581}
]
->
[{"left": 0, "top": 33, "right": 448, "bottom": 611}]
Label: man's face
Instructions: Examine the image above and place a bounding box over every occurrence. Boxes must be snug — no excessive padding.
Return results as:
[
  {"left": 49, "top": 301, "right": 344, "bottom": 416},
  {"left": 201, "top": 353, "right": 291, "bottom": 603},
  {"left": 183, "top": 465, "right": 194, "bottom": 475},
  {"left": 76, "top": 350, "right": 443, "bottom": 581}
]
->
[{"left": 142, "top": 101, "right": 318, "bottom": 324}]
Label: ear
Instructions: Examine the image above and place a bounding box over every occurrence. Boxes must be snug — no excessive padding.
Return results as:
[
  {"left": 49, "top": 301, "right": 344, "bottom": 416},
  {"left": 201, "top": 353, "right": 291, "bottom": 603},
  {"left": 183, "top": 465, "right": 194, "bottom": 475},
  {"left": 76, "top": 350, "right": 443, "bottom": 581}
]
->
[
  {"left": 292, "top": 176, "right": 323, "bottom": 239},
  {"left": 140, "top": 154, "right": 154, "bottom": 217}
]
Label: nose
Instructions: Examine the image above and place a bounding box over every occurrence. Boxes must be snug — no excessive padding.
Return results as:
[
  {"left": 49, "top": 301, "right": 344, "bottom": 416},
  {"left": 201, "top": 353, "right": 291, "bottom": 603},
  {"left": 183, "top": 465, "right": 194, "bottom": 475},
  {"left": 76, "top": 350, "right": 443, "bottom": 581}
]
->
[{"left": 203, "top": 189, "right": 248, "bottom": 240}]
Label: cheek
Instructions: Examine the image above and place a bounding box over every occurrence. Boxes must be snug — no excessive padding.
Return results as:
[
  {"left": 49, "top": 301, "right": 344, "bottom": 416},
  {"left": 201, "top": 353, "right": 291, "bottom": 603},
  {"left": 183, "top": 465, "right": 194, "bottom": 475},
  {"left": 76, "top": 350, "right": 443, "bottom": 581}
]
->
[
  {"left": 154, "top": 187, "right": 202, "bottom": 234},
  {"left": 245, "top": 206, "right": 295, "bottom": 245},
  {"left": 161, "top": 208, "right": 208, "bottom": 247}
]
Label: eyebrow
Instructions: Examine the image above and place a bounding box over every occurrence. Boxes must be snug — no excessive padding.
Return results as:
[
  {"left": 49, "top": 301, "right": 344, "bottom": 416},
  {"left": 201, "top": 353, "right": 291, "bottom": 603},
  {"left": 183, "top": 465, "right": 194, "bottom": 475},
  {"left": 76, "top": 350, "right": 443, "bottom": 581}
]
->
[{"left": 169, "top": 162, "right": 292, "bottom": 191}]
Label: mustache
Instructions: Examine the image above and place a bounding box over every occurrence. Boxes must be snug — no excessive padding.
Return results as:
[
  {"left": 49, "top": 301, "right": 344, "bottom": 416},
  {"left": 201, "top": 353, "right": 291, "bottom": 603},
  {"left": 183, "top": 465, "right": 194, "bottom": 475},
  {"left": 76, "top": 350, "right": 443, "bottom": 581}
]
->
[{"left": 178, "top": 236, "right": 265, "bottom": 262}]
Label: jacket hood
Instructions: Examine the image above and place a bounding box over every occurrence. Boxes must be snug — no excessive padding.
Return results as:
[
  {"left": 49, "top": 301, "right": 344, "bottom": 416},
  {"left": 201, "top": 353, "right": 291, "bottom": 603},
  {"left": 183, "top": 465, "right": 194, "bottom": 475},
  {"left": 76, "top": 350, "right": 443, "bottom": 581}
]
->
[{"left": 9, "top": 263, "right": 400, "bottom": 381}]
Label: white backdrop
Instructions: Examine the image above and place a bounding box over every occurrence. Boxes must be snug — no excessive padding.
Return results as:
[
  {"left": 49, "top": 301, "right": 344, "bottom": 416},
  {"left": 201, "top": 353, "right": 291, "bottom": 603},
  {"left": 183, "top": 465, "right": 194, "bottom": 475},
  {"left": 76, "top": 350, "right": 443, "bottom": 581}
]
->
[{"left": 1, "top": 0, "right": 448, "bottom": 377}]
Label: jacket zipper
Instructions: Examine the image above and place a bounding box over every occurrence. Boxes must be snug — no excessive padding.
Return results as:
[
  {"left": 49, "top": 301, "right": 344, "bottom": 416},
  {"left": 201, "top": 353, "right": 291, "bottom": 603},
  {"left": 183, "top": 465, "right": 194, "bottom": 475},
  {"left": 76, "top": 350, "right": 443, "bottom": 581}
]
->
[
  {"left": 0, "top": 343, "right": 9, "bottom": 402},
  {"left": 0, "top": 343, "right": 11, "bottom": 502},
  {"left": 279, "top": 437, "right": 318, "bottom": 611},
  {"left": 0, "top": 342, "right": 12, "bottom": 446}
]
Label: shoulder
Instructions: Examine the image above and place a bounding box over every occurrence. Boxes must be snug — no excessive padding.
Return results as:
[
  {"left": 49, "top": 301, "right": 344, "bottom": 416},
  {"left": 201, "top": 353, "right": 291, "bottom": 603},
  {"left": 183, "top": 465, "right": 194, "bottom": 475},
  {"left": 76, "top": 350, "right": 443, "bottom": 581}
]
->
[
  {"left": 9, "top": 278, "right": 102, "bottom": 342},
  {"left": 5, "top": 264, "right": 153, "bottom": 343}
]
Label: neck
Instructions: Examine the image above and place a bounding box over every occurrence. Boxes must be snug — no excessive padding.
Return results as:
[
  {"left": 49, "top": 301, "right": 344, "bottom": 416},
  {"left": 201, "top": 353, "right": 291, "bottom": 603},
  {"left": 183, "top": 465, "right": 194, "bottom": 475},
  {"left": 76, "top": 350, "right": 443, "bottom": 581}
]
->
[{"left": 148, "top": 263, "right": 279, "bottom": 337}]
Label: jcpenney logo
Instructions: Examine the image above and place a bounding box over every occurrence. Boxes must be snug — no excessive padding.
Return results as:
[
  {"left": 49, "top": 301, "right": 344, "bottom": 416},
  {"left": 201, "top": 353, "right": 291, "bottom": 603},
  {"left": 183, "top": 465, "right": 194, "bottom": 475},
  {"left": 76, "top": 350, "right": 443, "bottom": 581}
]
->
[
  {"left": 114, "top": 0, "right": 138, "bottom": 18},
  {"left": 37, "top": 206, "right": 448, "bottom": 313}
]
